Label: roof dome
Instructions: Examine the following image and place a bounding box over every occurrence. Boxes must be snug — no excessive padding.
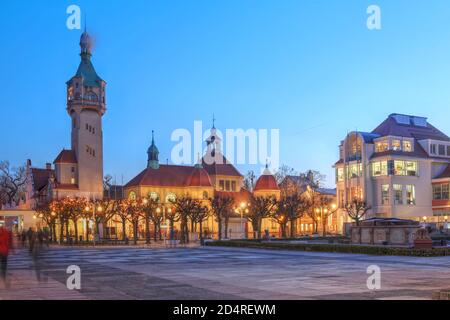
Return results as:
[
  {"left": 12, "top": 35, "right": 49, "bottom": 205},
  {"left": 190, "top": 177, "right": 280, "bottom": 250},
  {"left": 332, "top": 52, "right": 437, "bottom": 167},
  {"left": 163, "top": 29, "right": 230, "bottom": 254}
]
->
[{"left": 254, "top": 166, "right": 279, "bottom": 191}]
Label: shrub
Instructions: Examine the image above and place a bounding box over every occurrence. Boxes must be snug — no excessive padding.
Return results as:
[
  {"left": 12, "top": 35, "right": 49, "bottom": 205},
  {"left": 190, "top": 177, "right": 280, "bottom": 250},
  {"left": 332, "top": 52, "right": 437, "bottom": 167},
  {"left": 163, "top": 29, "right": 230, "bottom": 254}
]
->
[{"left": 205, "top": 240, "right": 450, "bottom": 257}]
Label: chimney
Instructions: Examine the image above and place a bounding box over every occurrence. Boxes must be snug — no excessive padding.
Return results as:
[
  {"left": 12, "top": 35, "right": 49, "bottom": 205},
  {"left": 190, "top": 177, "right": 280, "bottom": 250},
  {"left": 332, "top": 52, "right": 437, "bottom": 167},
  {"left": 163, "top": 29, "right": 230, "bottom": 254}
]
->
[{"left": 46, "top": 163, "right": 52, "bottom": 170}]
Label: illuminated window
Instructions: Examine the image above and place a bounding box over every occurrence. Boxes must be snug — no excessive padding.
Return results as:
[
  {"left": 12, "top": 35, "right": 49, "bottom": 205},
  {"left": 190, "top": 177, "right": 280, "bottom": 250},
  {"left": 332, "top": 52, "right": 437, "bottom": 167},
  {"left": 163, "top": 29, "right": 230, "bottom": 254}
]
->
[
  {"left": 403, "top": 141, "right": 413, "bottom": 152},
  {"left": 149, "top": 192, "right": 160, "bottom": 202},
  {"left": 394, "top": 184, "right": 403, "bottom": 205},
  {"left": 70, "top": 178, "right": 76, "bottom": 185},
  {"left": 337, "top": 168, "right": 344, "bottom": 182},
  {"left": 381, "top": 185, "right": 390, "bottom": 205},
  {"left": 405, "top": 161, "right": 417, "bottom": 176},
  {"left": 392, "top": 140, "right": 401, "bottom": 151},
  {"left": 348, "top": 164, "right": 362, "bottom": 178},
  {"left": 394, "top": 161, "right": 405, "bottom": 175},
  {"left": 406, "top": 185, "right": 416, "bottom": 205},
  {"left": 375, "top": 140, "right": 389, "bottom": 153},
  {"left": 372, "top": 161, "right": 388, "bottom": 177},
  {"left": 166, "top": 193, "right": 176, "bottom": 203},
  {"left": 129, "top": 192, "right": 137, "bottom": 201}
]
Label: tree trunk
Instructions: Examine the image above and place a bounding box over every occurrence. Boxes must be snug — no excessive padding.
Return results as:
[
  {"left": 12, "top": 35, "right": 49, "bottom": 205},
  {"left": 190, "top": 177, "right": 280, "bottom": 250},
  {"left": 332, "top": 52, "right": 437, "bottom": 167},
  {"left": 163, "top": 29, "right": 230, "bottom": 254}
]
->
[
  {"left": 322, "top": 219, "right": 327, "bottom": 237},
  {"left": 121, "top": 217, "right": 127, "bottom": 241},
  {"left": 199, "top": 222, "right": 203, "bottom": 244},
  {"left": 59, "top": 220, "right": 64, "bottom": 244},
  {"left": 52, "top": 223, "right": 57, "bottom": 243},
  {"left": 133, "top": 220, "right": 138, "bottom": 245},
  {"left": 280, "top": 222, "right": 287, "bottom": 238},
  {"left": 290, "top": 219, "right": 296, "bottom": 238},
  {"left": 145, "top": 215, "right": 151, "bottom": 244},
  {"left": 65, "top": 220, "right": 70, "bottom": 244},
  {"left": 224, "top": 217, "right": 230, "bottom": 239},
  {"left": 74, "top": 219, "right": 79, "bottom": 244},
  {"left": 217, "top": 216, "right": 222, "bottom": 240}
]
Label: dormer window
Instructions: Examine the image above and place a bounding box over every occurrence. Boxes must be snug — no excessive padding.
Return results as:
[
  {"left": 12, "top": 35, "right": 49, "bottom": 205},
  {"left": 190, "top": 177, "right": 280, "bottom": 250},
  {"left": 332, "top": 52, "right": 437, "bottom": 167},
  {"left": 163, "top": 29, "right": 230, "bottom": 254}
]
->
[
  {"left": 403, "top": 141, "right": 413, "bottom": 152},
  {"left": 392, "top": 139, "right": 401, "bottom": 151}
]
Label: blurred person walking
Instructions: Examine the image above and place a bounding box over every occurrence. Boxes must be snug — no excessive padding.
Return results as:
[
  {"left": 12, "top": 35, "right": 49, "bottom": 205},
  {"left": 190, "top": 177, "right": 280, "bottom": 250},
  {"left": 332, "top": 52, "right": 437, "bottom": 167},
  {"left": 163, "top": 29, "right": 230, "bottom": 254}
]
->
[{"left": 0, "top": 226, "right": 13, "bottom": 286}]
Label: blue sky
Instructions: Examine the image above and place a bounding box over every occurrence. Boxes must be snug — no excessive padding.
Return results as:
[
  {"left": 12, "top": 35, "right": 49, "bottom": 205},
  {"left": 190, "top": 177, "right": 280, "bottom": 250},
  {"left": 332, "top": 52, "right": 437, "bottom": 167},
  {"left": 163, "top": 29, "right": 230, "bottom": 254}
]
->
[{"left": 1, "top": 0, "right": 450, "bottom": 187}]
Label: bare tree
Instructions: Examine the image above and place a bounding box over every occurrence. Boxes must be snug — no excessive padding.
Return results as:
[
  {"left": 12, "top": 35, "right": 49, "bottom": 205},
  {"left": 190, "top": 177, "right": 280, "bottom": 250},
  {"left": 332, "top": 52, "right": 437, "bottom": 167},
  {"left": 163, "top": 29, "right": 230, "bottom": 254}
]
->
[
  {"left": 209, "top": 195, "right": 234, "bottom": 240},
  {"left": 247, "top": 195, "right": 277, "bottom": 239},
  {"left": 274, "top": 165, "right": 298, "bottom": 185},
  {"left": 274, "top": 193, "right": 308, "bottom": 238},
  {"left": 243, "top": 171, "right": 256, "bottom": 191},
  {"left": 172, "top": 196, "right": 200, "bottom": 244},
  {"left": 0, "top": 161, "right": 27, "bottom": 208},
  {"left": 344, "top": 198, "right": 371, "bottom": 226},
  {"left": 141, "top": 197, "right": 159, "bottom": 244}
]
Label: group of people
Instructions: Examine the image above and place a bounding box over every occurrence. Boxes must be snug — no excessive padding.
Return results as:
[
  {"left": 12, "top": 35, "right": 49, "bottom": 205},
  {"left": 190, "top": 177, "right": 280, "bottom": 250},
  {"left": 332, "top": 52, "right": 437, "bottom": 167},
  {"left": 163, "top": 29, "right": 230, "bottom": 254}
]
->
[{"left": 0, "top": 226, "right": 48, "bottom": 287}]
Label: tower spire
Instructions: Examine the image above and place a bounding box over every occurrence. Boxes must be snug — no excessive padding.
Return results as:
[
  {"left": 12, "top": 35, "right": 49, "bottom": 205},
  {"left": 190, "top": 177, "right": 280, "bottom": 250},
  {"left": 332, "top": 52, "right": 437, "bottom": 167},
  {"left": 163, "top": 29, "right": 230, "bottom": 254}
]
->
[
  {"left": 212, "top": 114, "right": 216, "bottom": 129},
  {"left": 147, "top": 130, "right": 160, "bottom": 169}
]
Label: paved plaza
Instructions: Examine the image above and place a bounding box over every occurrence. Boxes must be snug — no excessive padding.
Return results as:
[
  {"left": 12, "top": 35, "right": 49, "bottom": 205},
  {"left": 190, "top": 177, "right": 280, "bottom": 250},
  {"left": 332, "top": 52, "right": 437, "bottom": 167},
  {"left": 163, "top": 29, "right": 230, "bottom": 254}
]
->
[{"left": 0, "top": 246, "right": 449, "bottom": 300}]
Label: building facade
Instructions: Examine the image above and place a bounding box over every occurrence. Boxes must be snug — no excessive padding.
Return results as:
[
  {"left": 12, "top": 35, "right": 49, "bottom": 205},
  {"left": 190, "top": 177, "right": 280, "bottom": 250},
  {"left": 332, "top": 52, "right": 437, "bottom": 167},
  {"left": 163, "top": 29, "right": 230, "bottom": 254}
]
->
[{"left": 335, "top": 113, "right": 450, "bottom": 229}]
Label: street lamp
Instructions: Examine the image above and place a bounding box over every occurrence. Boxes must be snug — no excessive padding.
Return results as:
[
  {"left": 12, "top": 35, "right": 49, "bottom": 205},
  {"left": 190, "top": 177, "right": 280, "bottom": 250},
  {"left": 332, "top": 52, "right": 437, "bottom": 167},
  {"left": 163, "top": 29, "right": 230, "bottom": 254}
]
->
[
  {"left": 235, "top": 202, "right": 249, "bottom": 239},
  {"left": 315, "top": 203, "right": 338, "bottom": 237},
  {"left": 157, "top": 206, "right": 172, "bottom": 246},
  {"left": 85, "top": 203, "right": 103, "bottom": 246}
]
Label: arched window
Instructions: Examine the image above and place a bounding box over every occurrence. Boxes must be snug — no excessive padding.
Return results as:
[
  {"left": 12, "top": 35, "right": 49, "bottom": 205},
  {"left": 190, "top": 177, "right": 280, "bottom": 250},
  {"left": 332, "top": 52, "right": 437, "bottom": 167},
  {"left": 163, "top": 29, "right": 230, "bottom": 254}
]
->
[
  {"left": 129, "top": 191, "right": 137, "bottom": 201},
  {"left": 166, "top": 193, "right": 176, "bottom": 203},
  {"left": 86, "top": 92, "right": 98, "bottom": 102},
  {"left": 202, "top": 191, "right": 209, "bottom": 200},
  {"left": 149, "top": 192, "right": 160, "bottom": 202}
]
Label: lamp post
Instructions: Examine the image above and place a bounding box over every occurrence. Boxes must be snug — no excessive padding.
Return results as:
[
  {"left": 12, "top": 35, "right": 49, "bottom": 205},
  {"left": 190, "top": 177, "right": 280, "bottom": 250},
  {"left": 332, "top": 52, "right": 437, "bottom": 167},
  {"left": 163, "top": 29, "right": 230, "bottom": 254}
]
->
[
  {"left": 85, "top": 202, "right": 103, "bottom": 246},
  {"left": 234, "top": 202, "right": 249, "bottom": 239},
  {"left": 157, "top": 205, "right": 172, "bottom": 246},
  {"left": 315, "top": 203, "right": 337, "bottom": 237}
]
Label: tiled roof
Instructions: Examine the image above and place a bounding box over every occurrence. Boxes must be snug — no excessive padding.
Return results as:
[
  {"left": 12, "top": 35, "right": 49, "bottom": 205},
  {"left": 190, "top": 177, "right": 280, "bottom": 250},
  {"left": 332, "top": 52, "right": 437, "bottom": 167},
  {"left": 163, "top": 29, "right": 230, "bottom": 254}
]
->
[
  {"left": 372, "top": 115, "right": 450, "bottom": 142},
  {"left": 71, "top": 57, "right": 103, "bottom": 88},
  {"left": 435, "top": 165, "right": 450, "bottom": 180},
  {"left": 215, "top": 189, "right": 251, "bottom": 204},
  {"left": 202, "top": 154, "right": 242, "bottom": 177},
  {"left": 254, "top": 174, "right": 279, "bottom": 191},
  {"left": 31, "top": 168, "right": 53, "bottom": 192},
  {"left": 186, "top": 167, "right": 213, "bottom": 187},
  {"left": 125, "top": 165, "right": 212, "bottom": 188},
  {"left": 54, "top": 150, "right": 77, "bottom": 164}
]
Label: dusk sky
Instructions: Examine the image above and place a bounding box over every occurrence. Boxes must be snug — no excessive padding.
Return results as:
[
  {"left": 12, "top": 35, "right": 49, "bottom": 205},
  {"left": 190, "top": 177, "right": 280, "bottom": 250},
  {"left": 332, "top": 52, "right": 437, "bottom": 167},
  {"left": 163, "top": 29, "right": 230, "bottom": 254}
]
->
[{"left": 2, "top": 0, "right": 450, "bottom": 187}]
